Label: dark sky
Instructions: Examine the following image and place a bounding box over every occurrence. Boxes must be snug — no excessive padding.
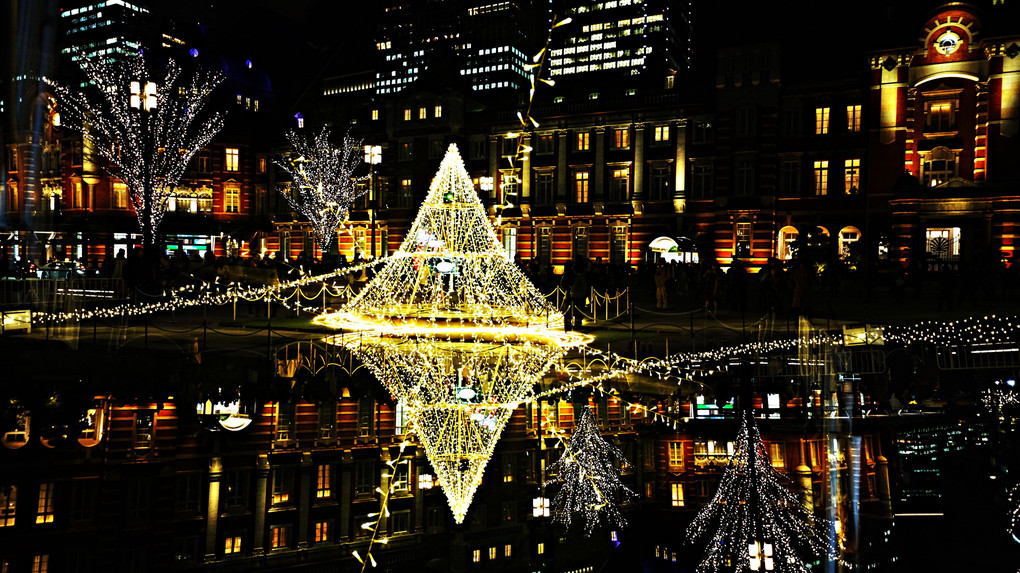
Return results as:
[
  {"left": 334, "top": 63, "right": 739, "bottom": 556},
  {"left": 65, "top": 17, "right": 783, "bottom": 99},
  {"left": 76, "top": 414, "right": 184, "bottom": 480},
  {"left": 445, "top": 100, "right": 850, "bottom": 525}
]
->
[{"left": 158, "top": 0, "right": 379, "bottom": 112}]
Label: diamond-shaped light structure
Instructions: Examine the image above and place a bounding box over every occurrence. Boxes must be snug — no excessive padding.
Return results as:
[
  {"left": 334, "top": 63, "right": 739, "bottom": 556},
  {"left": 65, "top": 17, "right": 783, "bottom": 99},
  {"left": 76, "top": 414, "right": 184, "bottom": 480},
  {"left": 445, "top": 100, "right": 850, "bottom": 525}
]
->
[{"left": 317, "top": 144, "right": 590, "bottom": 522}]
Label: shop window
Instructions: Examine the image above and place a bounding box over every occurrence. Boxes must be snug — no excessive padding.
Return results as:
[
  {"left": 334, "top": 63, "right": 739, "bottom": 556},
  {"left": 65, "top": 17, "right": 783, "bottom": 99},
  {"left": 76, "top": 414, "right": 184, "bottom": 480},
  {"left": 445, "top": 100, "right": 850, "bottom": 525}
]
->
[
  {"left": 572, "top": 226, "right": 589, "bottom": 260},
  {"left": 778, "top": 226, "right": 799, "bottom": 260}
]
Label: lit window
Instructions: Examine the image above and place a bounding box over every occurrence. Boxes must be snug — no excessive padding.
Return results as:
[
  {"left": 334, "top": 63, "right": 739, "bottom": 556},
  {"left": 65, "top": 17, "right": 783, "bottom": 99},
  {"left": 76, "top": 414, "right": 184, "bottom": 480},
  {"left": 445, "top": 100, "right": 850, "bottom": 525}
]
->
[
  {"left": 576, "top": 131, "right": 590, "bottom": 151},
  {"left": 613, "top": 128, "right": 629, "bottom": 148},
  {"left": 815, "top": 107, "right": 830, "bottom": 135},
  {"left": 472, "top": 550, "right": 481, "bottom": 563},
  {"left": 670, "top": 483, "right": 684, "bottom": 507},
  {"left": 434, "top": 105, "right": 443, "bottom": 118},
  {"left": 270, "top": 525, "right": 289, "bottom": 549},
  {"left": 668, "top": 442, "right": 683, "bottom": 467},
  {"left": 926, "top": 227, "right": 961, "bottom": 259},
  {"left": 922, "top": 147, "right": 956, "bottom": 187},
  {"left": 846, "top": 104, "right": 861, "bottom": 133},
  {"left": 504, "top": 544, "right": 512, "bottom": 557},
  {"left": 224, "top": 535, "right": 242, "bottom": 555},
  {"left": 489, "top": 547, "right": 497, "bottom": 560},
  {"left": 316, "top": 464, "right": 331, "bottom": 498},
  {"left": 225, "top": 148, "right": 239, "bottom": 172},
  {"left": 537, "top": 542, "right": 544, "bottom": 555},
  {"left": 403, "top": 108, "right": 411, "bottom": 121},
  {"left": 272, "top": 468, "right": 292, "bottom": 504},
  {"left": 371, "top": 109, "right": 379, "bottom": 120},
  {"left": 31, "top": 555, "right": 48, "bottom": 573},
  {"left": 112, "top": 181, "right": 128, "bottom": 209},
  {"left": 224, "top": 183, "right": 240, "bottom": 213},
  {"left": 0, "top": 486, "right": 15, "bottom": 527},
  {"left": 574, "top": 171, "right": 589, "bottom": 203},
  {"left": 927, "top": 100, "right": 954, "bottom": 133},
  {"left": 610, "top": 168, "right": 629, "bottom": 202},
  {"left": 419, "top": 107, "right": 427, "bottom": 119},
  {"left": 813, "top": 160, "right": 829, "bottom": 195},
  {"left": 314, "top": 520, "right": 329, "bottom": 543},
  {"left": 654, "top": 125, "right": 670, "bottom": 142},
  {"left": 257, "top": 157, "right": 266, "bottom": 174},
  {"left": 768, "top": 443, "right": 785, "bottom": 468},
  {"left": 844, "top": 158, "right": 860, "bottom": 193}
]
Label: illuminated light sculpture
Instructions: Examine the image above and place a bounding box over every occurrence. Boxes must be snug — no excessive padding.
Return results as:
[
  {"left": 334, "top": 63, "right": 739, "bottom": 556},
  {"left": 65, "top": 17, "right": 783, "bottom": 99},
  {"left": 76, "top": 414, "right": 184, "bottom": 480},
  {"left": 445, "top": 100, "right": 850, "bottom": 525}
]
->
[
  {"left": 686, "top": 412, "right": 840, "bottom": 573},
  {"left": 545, "top": 405, "right": 636, "bottom": 533},
  {"left": 274, "top": 127, "right": 370, "bottom": 251},
  {"left": 318, "top": 144, "right": 590, "bottom": 523},
  {"left": 45, "top": 51, "right": 225, "bottom": 250}
]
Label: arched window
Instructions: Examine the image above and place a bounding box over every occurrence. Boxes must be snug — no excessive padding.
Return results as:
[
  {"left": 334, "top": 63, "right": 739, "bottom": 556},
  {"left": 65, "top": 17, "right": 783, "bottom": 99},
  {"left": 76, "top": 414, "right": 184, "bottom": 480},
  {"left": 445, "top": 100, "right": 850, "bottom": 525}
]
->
[
  {"left": 778, "top": 226, "right": 799, "bottom": 260},
  {"left": 838, "top": 226, "right": 861, "bottom": 258},
  {"left": 922, "top": 147, "right": 956, "bottom": 187}
]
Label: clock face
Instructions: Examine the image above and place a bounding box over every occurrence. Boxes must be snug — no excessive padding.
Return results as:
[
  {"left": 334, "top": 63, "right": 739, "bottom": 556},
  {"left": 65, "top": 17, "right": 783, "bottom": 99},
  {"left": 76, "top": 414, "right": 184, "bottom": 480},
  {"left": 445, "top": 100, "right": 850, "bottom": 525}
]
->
[{"left": 935, "top": 30, "right": 961, "bottom": 55}]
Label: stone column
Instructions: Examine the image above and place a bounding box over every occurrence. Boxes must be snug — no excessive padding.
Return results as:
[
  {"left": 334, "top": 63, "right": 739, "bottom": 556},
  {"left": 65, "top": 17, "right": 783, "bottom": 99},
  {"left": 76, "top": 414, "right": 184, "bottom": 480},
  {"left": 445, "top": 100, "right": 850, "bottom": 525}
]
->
[
  {"left": 673, "top": 120, "right": 687, "bottom": 214},
  {"left": 204, "top": 456, "right": 222, "bottom": 561},
  {"left": 557, "top": 132, "right": 568, "bottom": 202},
  {"left": 297, "top": 452, "right": 312, "bottom": 548},
  {"left": 340, "top": 451, "right": 353, "bottom": 539},
  {"left": 633, "top": 124, "right": 645, "bottom": 201},
  {"left": 876, "top": 454, "right": 892, "bottom": 517},
  {"left": 594, "top": 126, "right": 606, "bottom": 202},
  {"left": 521, "top": 134, "right": 531, "bottom": 202},
  {"left": 252, "top": 454, "right": 270, "bottom": 556},
  {"left": 797, "top": 439, "right": 814, "bottom": 514}
]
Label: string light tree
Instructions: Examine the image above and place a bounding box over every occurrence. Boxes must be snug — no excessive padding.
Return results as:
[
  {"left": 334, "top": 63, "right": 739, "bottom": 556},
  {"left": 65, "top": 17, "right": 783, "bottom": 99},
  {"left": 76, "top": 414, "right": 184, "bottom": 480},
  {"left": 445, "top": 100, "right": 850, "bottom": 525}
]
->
[
  {"left": 545, "top": 404, "right": 636, "bottom": 534},
  {"left": 46, "top": 50, "right": 225, "bottom": 260},
  {"left": 273, "top": 127, "right": 370, "bottom": 260},
  {"left": 685, "top": 410, "right": 841, "bottom": 573},
  {"left": 316, "top": 144, "right": 592, "bottom": 523}
]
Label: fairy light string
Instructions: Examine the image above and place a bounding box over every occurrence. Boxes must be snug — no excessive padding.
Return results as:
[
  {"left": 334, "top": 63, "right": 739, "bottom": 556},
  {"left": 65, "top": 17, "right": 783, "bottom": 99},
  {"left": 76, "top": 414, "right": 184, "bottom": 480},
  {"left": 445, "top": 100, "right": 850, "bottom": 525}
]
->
[
  {"left": 274, "top": 127, "right": 370, "bottom": 251},
  {"left": 686, "top": 412, "right": 841, "bottom": 573},
  {"left": 353, "top": 438, "right": 414, "bottom": 571},
  {"left": 45, "top": 51, "right": 225, "bottom": 246},
  {"left": 317, "top": 144, "right": 591, "bottom": 523}
]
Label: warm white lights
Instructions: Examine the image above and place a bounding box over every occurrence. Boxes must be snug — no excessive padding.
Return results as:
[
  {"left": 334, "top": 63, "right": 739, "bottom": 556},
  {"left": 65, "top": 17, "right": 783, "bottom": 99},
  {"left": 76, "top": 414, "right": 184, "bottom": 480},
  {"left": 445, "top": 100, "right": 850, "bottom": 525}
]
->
[
  {"left": 47, "top": 52, "right": 225, "bottom": 246},
  {"left": 275, "top": 128, "right": 369, "bottom": 251},
  {"left": 320, "top": 144, "right": 589, "bottom": 523},
  {"left": 545, "top": 405, "right": 635, "bottom": 533}
]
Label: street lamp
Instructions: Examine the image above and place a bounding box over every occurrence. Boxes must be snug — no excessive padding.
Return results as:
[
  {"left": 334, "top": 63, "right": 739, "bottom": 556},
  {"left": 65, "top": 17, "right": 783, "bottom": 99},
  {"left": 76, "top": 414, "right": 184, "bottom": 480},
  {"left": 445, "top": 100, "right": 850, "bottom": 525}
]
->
[
  {"left": 532, "top": 496, "right": 550, "bottom": 517},
  {"left": 364, "top": 145, "right": 382, "bottom": 258},
  {"left": 480, "top": 175, "right": 494, "bottom": 198},
  {"left": 748, "top": 540, "right": 774, "bottom": 571}
]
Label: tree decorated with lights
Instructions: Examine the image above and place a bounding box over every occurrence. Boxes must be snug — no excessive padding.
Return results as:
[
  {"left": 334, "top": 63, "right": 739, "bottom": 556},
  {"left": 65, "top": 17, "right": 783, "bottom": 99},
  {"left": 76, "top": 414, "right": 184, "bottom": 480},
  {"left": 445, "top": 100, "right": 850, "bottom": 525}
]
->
[
  {"left": 317, "top": 144, "right": 590, "bottom": 523},
  {"left": 686, "top": 412, "right": 840, "bottom": 573},
  {"left": 274, "top": 127, "right": 369, "bottom": 252},
  {"left": 545, "top": 404, "right": 635, "bottom": 534},
  {"left": 46, "top": 51, "right": 225, "bottom": 250}
]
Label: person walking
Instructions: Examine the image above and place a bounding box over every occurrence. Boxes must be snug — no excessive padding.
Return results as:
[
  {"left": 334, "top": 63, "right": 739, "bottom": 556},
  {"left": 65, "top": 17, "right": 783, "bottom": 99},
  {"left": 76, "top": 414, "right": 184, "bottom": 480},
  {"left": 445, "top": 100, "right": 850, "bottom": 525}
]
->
[{"left": 654, "top": 260, "right": 670, "bottom": 309}]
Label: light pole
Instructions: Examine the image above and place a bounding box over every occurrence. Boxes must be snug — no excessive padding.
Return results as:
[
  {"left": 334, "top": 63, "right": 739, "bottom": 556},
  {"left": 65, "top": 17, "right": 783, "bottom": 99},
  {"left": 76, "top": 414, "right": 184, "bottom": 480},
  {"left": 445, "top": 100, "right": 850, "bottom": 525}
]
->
[
  {"left": 129, "top": 77, "right": 157, "bottom": 285},
  {"left": 364, "top": 145, "right": 382, "bottom": 259}
]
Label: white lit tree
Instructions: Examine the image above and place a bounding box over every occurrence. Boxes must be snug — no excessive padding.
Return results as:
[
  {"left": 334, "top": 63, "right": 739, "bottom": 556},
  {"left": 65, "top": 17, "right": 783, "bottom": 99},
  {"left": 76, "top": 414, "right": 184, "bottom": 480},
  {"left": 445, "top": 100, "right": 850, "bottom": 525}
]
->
[
  {"left": 274, "top": 127, "right": 369, "bottom": 252},
  {"left": 47, "top": 51, "right": 225, "bottom": 251},
  {"left": 545, "top": 404, "right": 635, "bottom": 534},
  {"left": 686, "top": 412, "right": 840, "bottom": 573}
]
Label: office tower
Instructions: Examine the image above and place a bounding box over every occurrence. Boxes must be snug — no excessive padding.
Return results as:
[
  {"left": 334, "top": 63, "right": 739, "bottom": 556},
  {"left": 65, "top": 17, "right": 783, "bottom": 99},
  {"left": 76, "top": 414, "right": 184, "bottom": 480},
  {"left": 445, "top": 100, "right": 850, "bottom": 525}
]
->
[
  {"left": 547, "top": 0, "right": 691, "bottom": 88},
  {"left": 373, "top": 0, "right": 550, "bottom": 94}
]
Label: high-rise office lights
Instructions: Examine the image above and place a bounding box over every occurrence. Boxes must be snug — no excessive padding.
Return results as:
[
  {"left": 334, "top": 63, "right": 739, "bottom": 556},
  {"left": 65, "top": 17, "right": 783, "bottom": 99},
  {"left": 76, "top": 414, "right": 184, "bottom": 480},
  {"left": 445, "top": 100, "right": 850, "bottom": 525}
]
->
[
  {"left": 61, "top": 1, "right": 151, "bottom": 65},
  {"left": 548, "top": 0, "right": 690, "bottom": 85},
  {"left": 373, "top": 0, "right": 548, "bottom": 95}
]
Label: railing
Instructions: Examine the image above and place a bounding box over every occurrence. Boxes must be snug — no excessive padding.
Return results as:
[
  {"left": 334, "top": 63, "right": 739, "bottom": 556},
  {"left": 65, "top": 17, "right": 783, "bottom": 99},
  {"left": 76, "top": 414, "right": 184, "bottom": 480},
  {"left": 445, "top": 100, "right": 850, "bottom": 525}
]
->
[
  {"left": 0, "top": 278, "right": 125, "bottom": 310},
  {"left": 1, "top": 309, "right": 31, "bottom": 334}
]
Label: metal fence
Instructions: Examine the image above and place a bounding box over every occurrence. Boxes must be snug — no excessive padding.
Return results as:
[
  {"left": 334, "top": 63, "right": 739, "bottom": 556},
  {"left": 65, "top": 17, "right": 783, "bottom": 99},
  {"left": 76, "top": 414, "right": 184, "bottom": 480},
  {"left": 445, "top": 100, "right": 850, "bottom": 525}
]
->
[{"left": 0, "top": 278, "right": 125, "bottom": 311}]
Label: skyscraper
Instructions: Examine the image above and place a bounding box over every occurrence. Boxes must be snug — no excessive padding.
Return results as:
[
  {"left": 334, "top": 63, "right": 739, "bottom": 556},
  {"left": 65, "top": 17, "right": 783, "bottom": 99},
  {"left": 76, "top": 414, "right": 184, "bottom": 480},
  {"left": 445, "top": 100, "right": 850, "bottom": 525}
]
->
[
  {"left": 373, "top": 0, "right": 550, "bottom": 95},
  {"left": 547, "top": 0, "right": 691, "bottom": 89}
]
